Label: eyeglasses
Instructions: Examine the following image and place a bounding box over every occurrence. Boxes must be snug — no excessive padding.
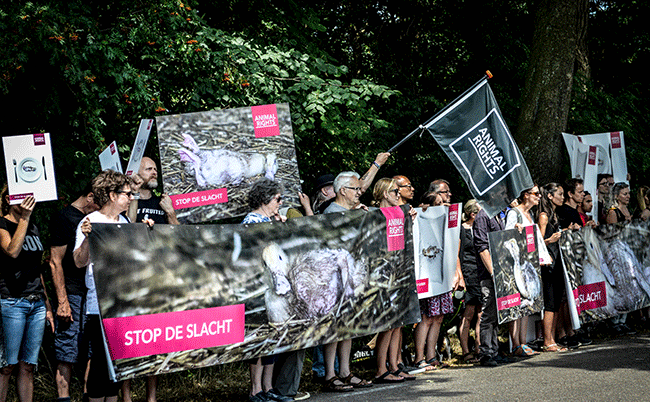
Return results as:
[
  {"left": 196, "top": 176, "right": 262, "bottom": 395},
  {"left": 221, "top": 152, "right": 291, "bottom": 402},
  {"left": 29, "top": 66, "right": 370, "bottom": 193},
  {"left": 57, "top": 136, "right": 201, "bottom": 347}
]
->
[
  {"left": 528, "top": 191, "right": 541, "bottom": 196},
  {"left": 344, "top": 186, "right": 362, "bottom": 193},
  {"left": 398, "top": 184, "right": 413, "bottom": 189},
  {"left": 115, "top": 190, "right": 133, "bottom": 198},
  {"left": 273, "top": 195, "right": 283, "bottom": 202},
  {"left": 599, "top": 181, "right": 613, "bottom": 187}
]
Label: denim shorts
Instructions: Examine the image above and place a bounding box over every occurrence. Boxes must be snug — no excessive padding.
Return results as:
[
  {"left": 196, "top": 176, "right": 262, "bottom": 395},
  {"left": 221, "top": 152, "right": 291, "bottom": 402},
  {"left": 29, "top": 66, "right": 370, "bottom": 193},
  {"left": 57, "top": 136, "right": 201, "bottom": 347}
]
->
[
  {"left": 1, "top": 297, "right": 46, "bottom": 366},
  {"left": 54, "top": 294, "right": 90, "bottom": 363}
]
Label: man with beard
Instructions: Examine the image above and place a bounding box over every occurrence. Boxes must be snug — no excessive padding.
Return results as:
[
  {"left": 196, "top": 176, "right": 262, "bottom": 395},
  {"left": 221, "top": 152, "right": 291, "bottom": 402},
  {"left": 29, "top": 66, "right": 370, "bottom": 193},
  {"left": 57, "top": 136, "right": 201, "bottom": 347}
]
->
[{"left": 124, "top": 157, "right": 178, "bottom": 402}]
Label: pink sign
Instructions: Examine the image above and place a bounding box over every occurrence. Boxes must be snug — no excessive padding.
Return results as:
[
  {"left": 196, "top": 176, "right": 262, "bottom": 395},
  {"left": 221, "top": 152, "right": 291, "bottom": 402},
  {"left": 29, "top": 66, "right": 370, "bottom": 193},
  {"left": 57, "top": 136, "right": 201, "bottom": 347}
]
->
[
  {"left": 170, "top": 188, "right": 228, "bottom": 210},
  {"left": 587, "top": 145, "right": 597, "bottom": 165},
  {"left": 573, "top": 281, "right": 607, "bottom": 314},
  {"left": 497, "top": 293, "right": 521, "bottom": 311},
  {"left": 380, "top": 206, "right": 405, "bottom": 251},
  {"left": 110, "top": 142, "right": 117, "bottom": 154},
  {"left": 416, "top": 279, "right": 429, "bottom": 294},
  {"left": 9, "top": 193, "right": 34, "bottom": 202},
  {"left": 610, "top": 132, "right": 621, "bottom": 149},
  {"left": 525, "top": 225, "right": 536, "bottom": 253},
  {"left": 102, "top": 304, "right": 246, "bottom": 360},
  {"left": 33, "top": 133, "right": 46, "bottom": 146},
  {"left": 448, "top": 204, "right": 459, "bottom": 228},
  {"left": 251, "top": 104, "right": 280, "bottom": 138}
]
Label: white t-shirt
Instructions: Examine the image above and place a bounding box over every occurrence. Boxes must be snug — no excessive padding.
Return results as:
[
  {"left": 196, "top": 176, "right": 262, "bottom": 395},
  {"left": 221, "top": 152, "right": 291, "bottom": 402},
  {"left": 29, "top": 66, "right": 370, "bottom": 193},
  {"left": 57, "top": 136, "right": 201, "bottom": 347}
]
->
[{"left": 74, "top": 211, "right": 130, "bottom": 315}]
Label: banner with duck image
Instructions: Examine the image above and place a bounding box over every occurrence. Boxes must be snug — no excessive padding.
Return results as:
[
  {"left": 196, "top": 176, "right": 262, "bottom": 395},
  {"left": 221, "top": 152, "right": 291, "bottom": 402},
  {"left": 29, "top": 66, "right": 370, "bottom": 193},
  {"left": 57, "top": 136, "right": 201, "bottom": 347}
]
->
[
  {"left": 156, "top": 103, "right": 302, "bottom": 223},
  {"left": 413, "top": 204, "right": 462, "bottom": 298},
  {"left": 88, "top": 206, "right": 420, "bottom": 381},
  {"left": 489, "top": 227, "right": 543, "bottom": 325},
  {"left": 559, "top": 222, "right": 650, "bottom": 325}
]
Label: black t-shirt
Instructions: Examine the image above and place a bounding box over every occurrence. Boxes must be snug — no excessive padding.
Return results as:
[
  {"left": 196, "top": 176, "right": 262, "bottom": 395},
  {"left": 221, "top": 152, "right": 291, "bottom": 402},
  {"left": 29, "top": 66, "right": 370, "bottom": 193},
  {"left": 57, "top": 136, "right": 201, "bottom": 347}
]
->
[
  {"left": 49, "top": 205, "right": 87, "bottom": 295},
  {"left": 556, "top": 204, "right": 582, "bottom": 229},
  {"left": 0, "top": 217, "right": 44, "bottom": 298},
  {"left": 135, "top": 195, "right": 168, "bottom": 224}
]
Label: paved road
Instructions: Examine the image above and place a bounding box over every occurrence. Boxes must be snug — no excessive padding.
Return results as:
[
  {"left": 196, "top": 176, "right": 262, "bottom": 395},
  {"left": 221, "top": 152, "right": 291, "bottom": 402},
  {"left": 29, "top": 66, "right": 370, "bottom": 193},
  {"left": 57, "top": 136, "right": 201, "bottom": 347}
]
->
[{"left": 308, "top": 335, "right": 650, "bottom": 401}]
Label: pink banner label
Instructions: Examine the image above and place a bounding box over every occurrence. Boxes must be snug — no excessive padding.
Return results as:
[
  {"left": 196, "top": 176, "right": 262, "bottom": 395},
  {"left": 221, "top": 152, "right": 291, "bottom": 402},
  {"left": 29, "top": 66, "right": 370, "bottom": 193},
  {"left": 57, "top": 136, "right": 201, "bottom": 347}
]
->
[
  {"left": 9, "top": 193, "right": 34, "bottom": 202},
  {"left": 525, "top": 226, "right": 536, "bottom": 253},
  {"left": 573, "top": 281, "right": 607, "bottom": 314},
  {"left": 110, "top": 142, "right": 117, "bottom": 154},
  {"left": 102, "top": 304, "right": 246, "bottom": 360},
  {"left": 33, "top": 133, "right": 45, "bottom": 146},
  {"left": 251, "top": 104, "right": 280, "bottom": 138},
  {"left": 380, "top": 206, "right": 405, "bottom": 251},
  {"left": 448, "top": 204, "right": 459, "bottom": 228},
  {"left": 170, "top": 188, "right": 228, "bottom": 209},
  {"left": 497, "top": 293, "right": 521, "bottom": 311},
  {"left": 588, "top": 145, "right": 597, "bottom": 165},
  {"left": 416, "top": 279, "right": 429, "bottom": 294},
  {"left": 610, "top": 132, "right": 621, "bottom": 149}
]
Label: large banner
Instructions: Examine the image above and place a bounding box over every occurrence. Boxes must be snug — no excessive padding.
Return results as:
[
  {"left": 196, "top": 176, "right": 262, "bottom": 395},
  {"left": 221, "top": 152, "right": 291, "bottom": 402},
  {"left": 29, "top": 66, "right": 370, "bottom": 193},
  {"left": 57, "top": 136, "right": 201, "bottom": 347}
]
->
[
  {"left": 413, "top": 204, "right": 461, "bottom": 298},
  {"left": 423, "top": 79, "right": 534, "bottom": 218},
  {"left": 559, "top": 222, "right": 650, "bottom": 325},
  {"left": 489, "top": 227, "right": 543, "bottom": 324},
  {"left": 157, "top": 103, "right": 302, "bottom": 223},
  {"left": 89, "top": 206, "right": 420, "bottom": 380}
]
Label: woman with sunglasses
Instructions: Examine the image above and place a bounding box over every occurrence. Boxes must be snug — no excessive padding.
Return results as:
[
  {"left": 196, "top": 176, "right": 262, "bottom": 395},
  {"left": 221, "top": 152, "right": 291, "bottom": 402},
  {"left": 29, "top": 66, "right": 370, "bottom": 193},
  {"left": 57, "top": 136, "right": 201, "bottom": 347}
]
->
[
  {"left": 371, "top": 178, "right": 416, "bottom": 383},
  {"left": 242, "top": 178, "right": 288, "bottom": 402},
  {"left": 504, "top": 185, "right": 547, "bottom": 357}
]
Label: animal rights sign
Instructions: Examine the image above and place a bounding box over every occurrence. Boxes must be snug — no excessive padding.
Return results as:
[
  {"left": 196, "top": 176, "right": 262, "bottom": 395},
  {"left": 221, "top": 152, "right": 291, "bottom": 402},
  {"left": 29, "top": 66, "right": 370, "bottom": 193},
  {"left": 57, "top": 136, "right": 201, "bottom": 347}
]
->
[
  {"left": 156, "top": 103, "right": 302, "bottom": 223},
  {"left": 88, "top": 206, "right": 420, "bottom": 381}
]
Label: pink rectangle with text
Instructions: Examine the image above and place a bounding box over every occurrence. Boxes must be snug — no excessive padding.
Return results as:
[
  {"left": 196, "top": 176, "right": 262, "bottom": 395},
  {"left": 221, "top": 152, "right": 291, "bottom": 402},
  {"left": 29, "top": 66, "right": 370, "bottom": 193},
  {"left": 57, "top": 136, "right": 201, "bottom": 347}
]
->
[
  {"left": 381, "top": 206, "right": 405, "bottom": 251},
  {"left": 448, "top": 204, "right": 459, "bottom": 228},
  {"left": 251, "top": 104, "right": 280, "bottom": 138},
  {"left": 497, "top": 293, "right": 521, "bottom": 311},
  {"left": 525, "top": 225, "right": 536, "bottom": 253},
  {"left": 573, "top": 281, "right": 607, "bottom": 314},
  {"left": 170, "top": 188, "right": 228, "bottom": 209},
  {"left": 416, "top": 279, "right": 429, "bottom": 294},
  {"left": 102, "top": 304, "right": 245, "bottom": 360}
]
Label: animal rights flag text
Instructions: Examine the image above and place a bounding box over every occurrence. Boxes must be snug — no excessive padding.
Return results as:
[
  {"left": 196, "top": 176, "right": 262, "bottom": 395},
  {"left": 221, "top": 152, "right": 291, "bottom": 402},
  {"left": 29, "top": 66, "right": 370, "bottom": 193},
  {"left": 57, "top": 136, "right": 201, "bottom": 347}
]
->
[{"left": 423, "top": 78, "right": 534, "bottom": 217}]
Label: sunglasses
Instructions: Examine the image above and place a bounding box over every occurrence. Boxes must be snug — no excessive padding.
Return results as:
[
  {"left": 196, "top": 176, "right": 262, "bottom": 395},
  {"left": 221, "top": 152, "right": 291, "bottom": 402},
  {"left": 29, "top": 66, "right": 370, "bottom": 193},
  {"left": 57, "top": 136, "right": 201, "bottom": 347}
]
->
[
  {"left": 390, "top": 188, "right": 400, "bottom": 196},
  {"left": 115, "top": 190, "right": 133, "bottom": 197}
]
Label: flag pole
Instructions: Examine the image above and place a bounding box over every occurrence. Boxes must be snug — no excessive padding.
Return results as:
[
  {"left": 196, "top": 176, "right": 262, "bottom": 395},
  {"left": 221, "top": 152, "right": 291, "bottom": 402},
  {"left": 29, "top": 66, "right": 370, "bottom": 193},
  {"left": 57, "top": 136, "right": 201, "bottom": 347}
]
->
[{"left": 386, "top": 71, "right": 493, "bottom": 153}]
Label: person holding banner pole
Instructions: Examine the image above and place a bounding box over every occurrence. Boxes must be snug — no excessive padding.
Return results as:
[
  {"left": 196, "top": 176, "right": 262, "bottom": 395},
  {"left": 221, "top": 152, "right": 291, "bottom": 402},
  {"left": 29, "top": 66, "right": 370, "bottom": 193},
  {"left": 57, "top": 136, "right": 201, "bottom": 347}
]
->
[
  {"left": 0, "top": 188, "right": 55, "bottom": 402},
  {"left": 73, "top": 171, "right": 142, "bottom": 402},
  {"left": 322, "top": 172, "right": 372, "bottom": 392},
  {"left": 371, "top": 178, "right": 416, "bottom": 383}
]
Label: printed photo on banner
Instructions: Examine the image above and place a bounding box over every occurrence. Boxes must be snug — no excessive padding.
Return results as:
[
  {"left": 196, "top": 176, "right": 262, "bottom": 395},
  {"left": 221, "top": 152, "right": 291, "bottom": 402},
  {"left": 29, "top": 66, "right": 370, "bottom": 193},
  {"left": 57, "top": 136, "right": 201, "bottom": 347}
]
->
[
  {"left": 89, "top": 206, "right": 420, "bottom": 380},
  {"left": 156, "top": 103, "right": 301, "bottom": 223},
  {"left": 559, "top": 223, "right": 650, "bottom": 325},
  {"left": 413, "top": 204, "right": 462, "bottom": 298},
  {"left": 2, "top": 133, "right": 57, "bottom": 204},
  {"left": 422, "top": 78, "right": 534, "bottom": 218},
  {"left": 488, "top": 227, "right": 543, "bottom": 325}
]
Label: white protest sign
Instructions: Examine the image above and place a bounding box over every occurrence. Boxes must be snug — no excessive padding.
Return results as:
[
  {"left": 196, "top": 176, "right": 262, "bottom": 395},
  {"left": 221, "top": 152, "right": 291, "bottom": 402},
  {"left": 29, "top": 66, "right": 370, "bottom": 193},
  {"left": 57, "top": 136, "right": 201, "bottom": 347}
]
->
[
  {"left": 99, "top": 141, "right": 123, "bottom": 173},
  {"left": 124, "top": 119, "right": 154, "bottom": 176},
  {"left": 2, "top": 133, "right": 58, "bottom": 205}
]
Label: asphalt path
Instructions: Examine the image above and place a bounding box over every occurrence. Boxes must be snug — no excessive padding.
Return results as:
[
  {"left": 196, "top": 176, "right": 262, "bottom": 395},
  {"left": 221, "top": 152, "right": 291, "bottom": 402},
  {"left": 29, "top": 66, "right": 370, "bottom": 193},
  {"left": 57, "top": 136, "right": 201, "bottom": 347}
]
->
[{"left": 308, "top": 335, "right": 650, "bottom": 401}]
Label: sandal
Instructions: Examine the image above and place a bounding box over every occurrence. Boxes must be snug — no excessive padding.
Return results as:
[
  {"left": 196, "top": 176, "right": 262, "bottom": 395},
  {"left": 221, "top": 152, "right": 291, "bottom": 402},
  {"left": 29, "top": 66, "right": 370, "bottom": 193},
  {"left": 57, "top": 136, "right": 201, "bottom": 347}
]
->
[
  {"left": 392, "top": 368, "right": 416, "bottom": 381},
  {"left": 461, "top": 353, "right": 480, "bottom": 364},
  {"left": 540, "top": 343, "right": 568, "bottom": 353},
  {"left": 415, "top": 359, "right": 436, "bottom": 371},
  {"left": 341, "top": 373, "right": 373, "bottom": 388},
  {"left": 427, "top": 358, "right": 448, "bottom": 369},
  {"left": 373, "top": 371, "right": 405, "bottom": 384},
  {"left": 512, "top": 345, "right": 524, "bottom": 356},
  {"left": 324, "top": 376, "right": 354, "bottom": 392},
  {"left": 522, "top": 345, "right": 540, "bottom": 356}
]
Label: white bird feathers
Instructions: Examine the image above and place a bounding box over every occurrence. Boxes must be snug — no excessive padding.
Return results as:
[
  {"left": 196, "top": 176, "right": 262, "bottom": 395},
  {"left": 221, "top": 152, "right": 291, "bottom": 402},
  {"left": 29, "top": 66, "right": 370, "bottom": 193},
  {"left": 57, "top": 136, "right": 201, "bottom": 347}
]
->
[{"left": 504, "top": 238, "right": 541, "bottom": 303}]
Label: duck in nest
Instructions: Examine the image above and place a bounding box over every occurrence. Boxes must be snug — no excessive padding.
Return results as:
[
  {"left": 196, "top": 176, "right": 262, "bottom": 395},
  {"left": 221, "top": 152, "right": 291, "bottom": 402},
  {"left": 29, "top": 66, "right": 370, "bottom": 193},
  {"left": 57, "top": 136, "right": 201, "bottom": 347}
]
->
[{"left": 503, "top": 238, "right": 541, "bottom": 305}]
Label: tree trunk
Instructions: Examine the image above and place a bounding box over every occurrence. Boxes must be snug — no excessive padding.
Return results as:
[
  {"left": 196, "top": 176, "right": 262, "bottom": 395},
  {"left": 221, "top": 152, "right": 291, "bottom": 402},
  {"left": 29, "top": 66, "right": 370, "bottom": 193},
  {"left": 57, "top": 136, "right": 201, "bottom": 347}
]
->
[{"left": 515, "top": 0, "right": 589, "bottom": 185}]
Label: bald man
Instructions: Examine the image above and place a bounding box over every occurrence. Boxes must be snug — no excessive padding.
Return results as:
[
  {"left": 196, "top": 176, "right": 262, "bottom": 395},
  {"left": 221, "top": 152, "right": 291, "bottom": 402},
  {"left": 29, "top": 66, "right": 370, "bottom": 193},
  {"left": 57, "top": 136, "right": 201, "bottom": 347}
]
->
[{"left": 393, "top": 175, "right": 414, "bottom": 205}]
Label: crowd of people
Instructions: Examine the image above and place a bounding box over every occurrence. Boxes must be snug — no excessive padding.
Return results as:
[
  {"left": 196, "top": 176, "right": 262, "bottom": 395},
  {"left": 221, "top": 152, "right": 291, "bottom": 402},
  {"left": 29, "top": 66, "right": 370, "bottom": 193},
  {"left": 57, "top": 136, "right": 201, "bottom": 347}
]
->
[{"left": 1, "top": 149, "right": 649, "bottom": 402}]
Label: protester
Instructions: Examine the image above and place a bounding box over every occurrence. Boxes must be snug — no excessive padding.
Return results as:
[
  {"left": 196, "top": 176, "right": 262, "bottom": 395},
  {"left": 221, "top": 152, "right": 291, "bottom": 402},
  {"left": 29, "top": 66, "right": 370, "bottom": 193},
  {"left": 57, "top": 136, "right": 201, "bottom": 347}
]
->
[
  {"left": 311, "top": 174, "right": 336, "bottom": 215},
  {"left": 458, "top": 200, "right": 482, "bottom": 363},
  {"left": 0, "top": 187, "right": 54, "bottom": 402},
  {"left": 241, "top": 178, "right": 290, "bottom": 402},
  {"left": 577, "top": 191, "right": 595, "bottom": 227},
  {"left": 473, "top": 204, "right": 505, "bottom": 367},
  {"left": 504, "top": 185, "right": 546, "bottom": 357},
  {"left": 322, "top": 172, "right": 372, "bottom": 392},
  {"left": 49, "top": 183, "right": 98, "bottom": 402},
  {"left": 413, "top": 179, "right": 457, "bottom": 371},
  {"left": 537, "top": 183, "right": 568, "bottom": 352},
  {"left": 371, "top": 178, "right": 416, "bottom": 383},
  {"left": 393, "top": 175, "right": 415, "bottom": 205},
  {"left": 122, "top": 157, "right": 180, "bottom": 402},
  {"left": 556, "top": 178, "right": 584, "bottom": 230},
  {"left": 596, "top": 174, "right": 614, "bottom": 223},
  {"left": 606, "top": 182, "right": 632, "bottom": 224},
  {"left": 73, "top": 170, "right": 139, "bottom": 402}
]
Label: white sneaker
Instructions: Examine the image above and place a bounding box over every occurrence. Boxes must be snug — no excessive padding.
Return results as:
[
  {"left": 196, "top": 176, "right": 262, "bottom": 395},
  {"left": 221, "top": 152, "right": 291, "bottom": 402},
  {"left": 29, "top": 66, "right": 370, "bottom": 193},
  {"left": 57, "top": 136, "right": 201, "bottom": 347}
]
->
[{"left": 293, "top": 391, "right": 310, "bottom": 401}]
